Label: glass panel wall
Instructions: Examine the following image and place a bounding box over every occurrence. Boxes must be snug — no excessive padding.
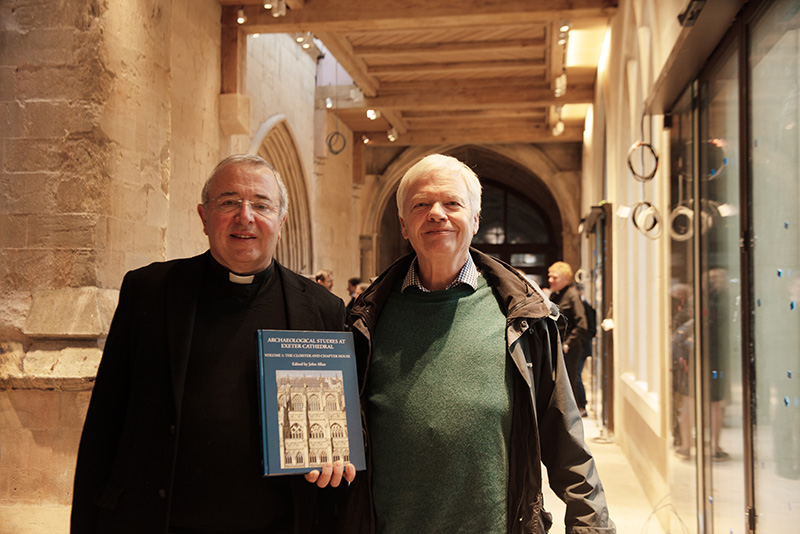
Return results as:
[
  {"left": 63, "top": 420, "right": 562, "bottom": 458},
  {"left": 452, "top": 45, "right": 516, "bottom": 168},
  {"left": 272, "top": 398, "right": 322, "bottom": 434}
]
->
[
  {"left": 668, "top": 85, "right": 699, "bottom": 534},
  {"left": 699, "top": 39, "right": 745, "bottom": 533},
  {"left": 749, "top": 0, "right": 800, "bottom": 530}
]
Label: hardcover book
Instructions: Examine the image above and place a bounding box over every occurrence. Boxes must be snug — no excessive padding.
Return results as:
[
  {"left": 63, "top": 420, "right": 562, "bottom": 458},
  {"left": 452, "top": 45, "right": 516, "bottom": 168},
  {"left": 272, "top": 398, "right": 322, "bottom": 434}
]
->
[{"left": 256, "top": 329, "right": 366, "bottom": 476}]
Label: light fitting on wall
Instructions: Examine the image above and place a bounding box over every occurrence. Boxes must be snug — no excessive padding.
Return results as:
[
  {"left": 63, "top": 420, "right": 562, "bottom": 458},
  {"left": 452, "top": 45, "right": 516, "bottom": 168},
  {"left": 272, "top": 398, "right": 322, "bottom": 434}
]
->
[
  {"left": 350, "top": 88, "right": 364, "bottom": 102},
  {"left": 552, "top": 106, "right": 565, "bottom": 137},
  {"left": 237, "top": 9, "right": 246, "bottom": 24},
  {"left": 557, "top": 21, "right": 570, "bottom": 46},
  {"left": 387, "top": 127, "right": 398, "bottom": 142},
  {"left": 366, "top": 109, "right": 381, "bottom": 120},
  {"left": 554, "top": 70, "right": 567, "bottom": 97},
  {"left": 271, "top": 0, "right": 286, "bottom": 17},
  {"left": 295, "top": 32, "right": 314, "bottom": 49}
]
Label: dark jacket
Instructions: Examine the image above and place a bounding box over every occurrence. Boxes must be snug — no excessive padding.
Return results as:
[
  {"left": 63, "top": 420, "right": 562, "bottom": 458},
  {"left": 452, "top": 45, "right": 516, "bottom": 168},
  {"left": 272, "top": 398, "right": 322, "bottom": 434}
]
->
[
  {"left": 549, "top": 283, "right": 588, "bottom": 358},
  {"left": 342, "top": 249, "right": 614, "bottom": 534},
  {"left": 71, "top": 252, "right": 346, "bottom": 534}
]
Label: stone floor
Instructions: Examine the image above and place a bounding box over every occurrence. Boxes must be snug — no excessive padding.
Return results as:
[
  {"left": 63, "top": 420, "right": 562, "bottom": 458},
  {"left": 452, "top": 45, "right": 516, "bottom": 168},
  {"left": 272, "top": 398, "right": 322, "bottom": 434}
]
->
[
  {"left": 2, "top": 413, "right": 662, "bottom": 534},
  {"left": 542, "top": 413, "right": 666, "bottom": 534}
]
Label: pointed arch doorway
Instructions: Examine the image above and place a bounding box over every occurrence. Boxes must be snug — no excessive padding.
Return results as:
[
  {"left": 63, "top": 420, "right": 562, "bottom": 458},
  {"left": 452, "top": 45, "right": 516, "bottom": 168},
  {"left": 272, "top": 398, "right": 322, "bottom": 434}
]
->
[{"left": 250, "top": 115, "right": 313, "bottom": 274}]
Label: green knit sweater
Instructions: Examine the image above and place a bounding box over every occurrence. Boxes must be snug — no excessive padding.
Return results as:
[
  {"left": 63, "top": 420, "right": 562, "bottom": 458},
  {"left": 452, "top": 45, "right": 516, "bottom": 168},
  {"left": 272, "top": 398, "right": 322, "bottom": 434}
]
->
[{"left": 366, "top": 274, "right": 512, "bottom": 533}]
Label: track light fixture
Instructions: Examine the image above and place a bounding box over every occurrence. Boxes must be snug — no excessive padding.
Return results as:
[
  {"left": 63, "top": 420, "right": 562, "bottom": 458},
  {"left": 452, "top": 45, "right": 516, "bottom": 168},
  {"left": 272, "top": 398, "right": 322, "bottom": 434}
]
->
[
  {"left": 554, "top": 71, "right": 567, "bottom": 97},
  {"left": 361, "top": 134, "right": 371, "bottom": 144},
  {"left": 387, "top": 127, "right": 398, "bottom": 142},
  {"left": 366, "top": 109, "right": 381, "bottom": 120},
  {"left": 237, "top": 9, "right": 246, "bottom": 24},
  {"left": 552, "top": 105, "right": 565, "bottom": 136},
  {"left": 271, "top": 0, "right": 286, "bottom": 17},
  {"left": 557, "top": 21, "right": 570, "bottom": 46},
  {"left": 263, "top": 2, "right": 273, "bottom": 8}
]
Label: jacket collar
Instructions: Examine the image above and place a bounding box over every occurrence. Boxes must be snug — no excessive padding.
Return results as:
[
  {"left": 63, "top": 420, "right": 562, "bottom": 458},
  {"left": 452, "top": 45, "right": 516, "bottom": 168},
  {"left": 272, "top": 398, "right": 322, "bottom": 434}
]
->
[{"left": 350, "top": 248, "right": 555, "bottom": 332}]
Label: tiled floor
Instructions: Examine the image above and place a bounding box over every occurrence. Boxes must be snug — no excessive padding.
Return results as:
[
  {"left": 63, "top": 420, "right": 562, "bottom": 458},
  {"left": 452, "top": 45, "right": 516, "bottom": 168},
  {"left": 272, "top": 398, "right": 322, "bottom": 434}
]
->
[{"left": 542, "top": 414, "right": 666, "bottom": 534}]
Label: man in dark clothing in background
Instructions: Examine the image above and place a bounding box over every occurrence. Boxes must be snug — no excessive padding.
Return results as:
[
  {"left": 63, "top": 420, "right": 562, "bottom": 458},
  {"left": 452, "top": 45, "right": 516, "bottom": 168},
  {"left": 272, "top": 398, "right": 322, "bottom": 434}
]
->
[{"left": 548, "top": 261, "right": 589, "bottom": 417}]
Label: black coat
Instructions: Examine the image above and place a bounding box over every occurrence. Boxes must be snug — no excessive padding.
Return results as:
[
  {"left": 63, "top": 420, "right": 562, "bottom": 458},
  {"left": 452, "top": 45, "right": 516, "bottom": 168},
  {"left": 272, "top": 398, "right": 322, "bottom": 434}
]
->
[{"left": 71, "top": 252, "right": 345, "bottom": 534}]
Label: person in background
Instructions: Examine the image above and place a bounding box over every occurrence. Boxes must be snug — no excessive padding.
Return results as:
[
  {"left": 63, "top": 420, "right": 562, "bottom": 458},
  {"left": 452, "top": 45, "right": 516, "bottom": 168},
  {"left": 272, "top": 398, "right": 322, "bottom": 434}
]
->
[
  {"left": 315, "top": 269, "right": 335, "bottom": 291},
  {"left": 342, "top": 153, "right": 614, "bottom": 534},
  {"left": 345, "top": 277, "right": 362, "bottom": 315},
  {"left": 548, "top": 261, "right": 590, "bottom": 417},
  {"left": 72, "top": 154, "right": 354, "bottom": 534},
  {"left": 576, "top": 283, "right": 597, "bottom": 417}
]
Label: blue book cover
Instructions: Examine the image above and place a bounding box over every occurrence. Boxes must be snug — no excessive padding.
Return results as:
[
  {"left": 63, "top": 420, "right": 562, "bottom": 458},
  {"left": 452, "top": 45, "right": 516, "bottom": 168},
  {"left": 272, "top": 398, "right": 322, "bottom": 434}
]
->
[{"left": 256, "top": 330, "right": 366, "bottom": 476}]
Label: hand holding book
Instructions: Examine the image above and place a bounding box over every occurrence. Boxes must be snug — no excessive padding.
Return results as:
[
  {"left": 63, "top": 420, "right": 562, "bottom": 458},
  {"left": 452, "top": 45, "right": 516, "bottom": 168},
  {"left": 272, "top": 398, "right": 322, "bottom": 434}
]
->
[{"left": 304, "top": 460, "right": 357, "bottom": 488}]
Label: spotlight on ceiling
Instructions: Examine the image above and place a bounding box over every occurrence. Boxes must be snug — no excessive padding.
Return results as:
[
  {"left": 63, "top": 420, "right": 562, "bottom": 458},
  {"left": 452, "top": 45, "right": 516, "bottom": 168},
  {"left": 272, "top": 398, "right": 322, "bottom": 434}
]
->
[
  {"left": 237, "top": 9, "right": 246, "bottom": 24},
  {"left": 554, "top": 71, "right": 567, "bottom": 97},
  {"left": 387, "top": 127, "right": 398, "bottom": 142},
  {"left": 272, "top": 0, "right": 286, "bottom": 17}
]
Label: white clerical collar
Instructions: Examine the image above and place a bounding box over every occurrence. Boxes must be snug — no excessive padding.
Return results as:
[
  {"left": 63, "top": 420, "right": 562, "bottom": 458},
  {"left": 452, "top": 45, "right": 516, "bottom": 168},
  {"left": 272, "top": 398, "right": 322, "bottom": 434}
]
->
[{"left": 228, "top": 272, "right": 255, "bottom": 284}]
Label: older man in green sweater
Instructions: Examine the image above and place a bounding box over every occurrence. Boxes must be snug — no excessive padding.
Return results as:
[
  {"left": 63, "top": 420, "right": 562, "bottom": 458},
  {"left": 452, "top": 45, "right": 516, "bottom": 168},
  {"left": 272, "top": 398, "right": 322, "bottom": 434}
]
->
[{"left": 343, "top": 153, "right": 615, "bottom": 534}]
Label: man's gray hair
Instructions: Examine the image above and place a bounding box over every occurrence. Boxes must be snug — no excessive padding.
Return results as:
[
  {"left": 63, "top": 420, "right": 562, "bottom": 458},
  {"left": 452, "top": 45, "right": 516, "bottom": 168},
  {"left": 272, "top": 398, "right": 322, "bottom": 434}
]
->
[
  {"left": 396, "top": 153, "right": 482, "bottom": 218},
  {"left": 202, "top": 154, "right": 289, "bottom": 219}
]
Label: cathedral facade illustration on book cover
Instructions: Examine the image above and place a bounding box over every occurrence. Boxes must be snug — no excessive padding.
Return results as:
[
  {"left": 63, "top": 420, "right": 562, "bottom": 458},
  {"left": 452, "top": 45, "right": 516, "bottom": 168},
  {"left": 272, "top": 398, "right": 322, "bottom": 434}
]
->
[{"left": 256, "top": 330, "right": 366, "bottom": 476}]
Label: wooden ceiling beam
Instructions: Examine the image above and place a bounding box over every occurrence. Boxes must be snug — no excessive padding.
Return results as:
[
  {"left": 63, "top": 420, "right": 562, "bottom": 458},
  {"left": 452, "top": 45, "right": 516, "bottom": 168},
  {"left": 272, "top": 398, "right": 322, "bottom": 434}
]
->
[
  {"left": 376, "top": 77, "right": 546, "bottom": 94},
  {"left": 359, "top": 125, "right": 585, "bottom": 146},
  {"left": 352, "top": 38, "right": 546, "bottom": 59},
  {"left": 365, "top": 88, "right": 594, "bottom": 110},
  {"left": 366, "top": 59, "right": 545, "bottom": 76},
  {"left": 315, "top": 32, "right": 379, "bottom": 96},
  {"left": 220, "top": 1, "right": 618, "bottom": 33}
]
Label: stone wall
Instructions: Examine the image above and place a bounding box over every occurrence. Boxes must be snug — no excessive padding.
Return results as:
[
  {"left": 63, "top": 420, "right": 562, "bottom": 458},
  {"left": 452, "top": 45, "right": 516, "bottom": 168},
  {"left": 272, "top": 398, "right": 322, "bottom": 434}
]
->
[
  {"left": 0, "top": 1, "right": 360, "bottom": 530},
  {"left": 0, "top": 0, "right": 222, "bottom": 529}
]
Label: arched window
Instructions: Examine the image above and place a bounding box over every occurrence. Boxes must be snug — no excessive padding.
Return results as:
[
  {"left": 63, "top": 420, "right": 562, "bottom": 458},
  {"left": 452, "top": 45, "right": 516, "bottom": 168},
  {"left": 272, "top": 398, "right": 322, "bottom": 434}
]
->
[
  {"left": 330, "top": 423, "right": 345, "bottom": 438},
  {"left": 291, "top": 395, "right": 304, "bottom": 411},
  {"left": 285, "top": 451, "right": 293, "bottom": 465},
  {"left": 471, "top": 180, "right": 558, "bottom": 286},
  {"left": 309, "top": 452, "right": 317, "bottom": 464},
  {"left": 309, "top": 424, "right": 325, "bottom": 439},
  {"left": 296, "top": 452, "right": 304, "bottom": 465},
  {"left": 333, "top": 453, "right": 341, "bottom": 462},
  {"left": 290, "top": 424, "right": 303, "bottom": 439},
  {"left": 325, "top": 394, "right": 338, "bottom": 411},
  {"left": 319, "top": 452, "right": 328, "bottom": 463},
  {"left": 308, "top": 395, "right": 321, "bottom": 411}
]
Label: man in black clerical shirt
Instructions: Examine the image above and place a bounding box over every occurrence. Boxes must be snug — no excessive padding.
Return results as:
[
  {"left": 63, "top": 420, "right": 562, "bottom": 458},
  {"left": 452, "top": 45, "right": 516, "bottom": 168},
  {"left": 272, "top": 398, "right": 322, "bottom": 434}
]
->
[{"left": 72, "top": 155, "right": 355, "bottom": 534}]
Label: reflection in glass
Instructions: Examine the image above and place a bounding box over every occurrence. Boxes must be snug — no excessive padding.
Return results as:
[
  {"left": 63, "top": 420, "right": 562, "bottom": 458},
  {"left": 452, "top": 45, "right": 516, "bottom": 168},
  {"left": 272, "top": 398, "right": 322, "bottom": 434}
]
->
[
  {"left": 700, "top": 40, "right": 744, "bottom": 533},
  {"left": 750, "top": 0, "right": 800, "bottom": 530},
  {"left": 668, "top": 85, "right": 699, "bottom": 534}
]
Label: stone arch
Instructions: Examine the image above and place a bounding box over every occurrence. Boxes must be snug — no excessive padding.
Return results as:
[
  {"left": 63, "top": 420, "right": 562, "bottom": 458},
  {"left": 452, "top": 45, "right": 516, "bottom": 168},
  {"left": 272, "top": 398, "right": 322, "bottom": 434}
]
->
[
  {"left": 363, "top": 144, "right": 580, "bottom": 275},
  {"left": 249, "top": 115, "right": 313, "bottom": 273}
]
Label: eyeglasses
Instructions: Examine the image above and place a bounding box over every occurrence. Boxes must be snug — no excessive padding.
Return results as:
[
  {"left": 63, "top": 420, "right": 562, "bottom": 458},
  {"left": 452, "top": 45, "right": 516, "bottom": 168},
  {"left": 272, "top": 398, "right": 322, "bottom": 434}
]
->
[{"left": 205, "top": 196, "right": 278, "bottom": 216}]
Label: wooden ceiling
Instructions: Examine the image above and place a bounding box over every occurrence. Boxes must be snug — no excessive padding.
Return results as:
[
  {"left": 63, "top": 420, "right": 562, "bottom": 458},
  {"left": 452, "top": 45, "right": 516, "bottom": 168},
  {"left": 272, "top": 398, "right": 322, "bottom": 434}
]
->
[{"left": 218, "top": 1, "right": 616, "bottom": 148}]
